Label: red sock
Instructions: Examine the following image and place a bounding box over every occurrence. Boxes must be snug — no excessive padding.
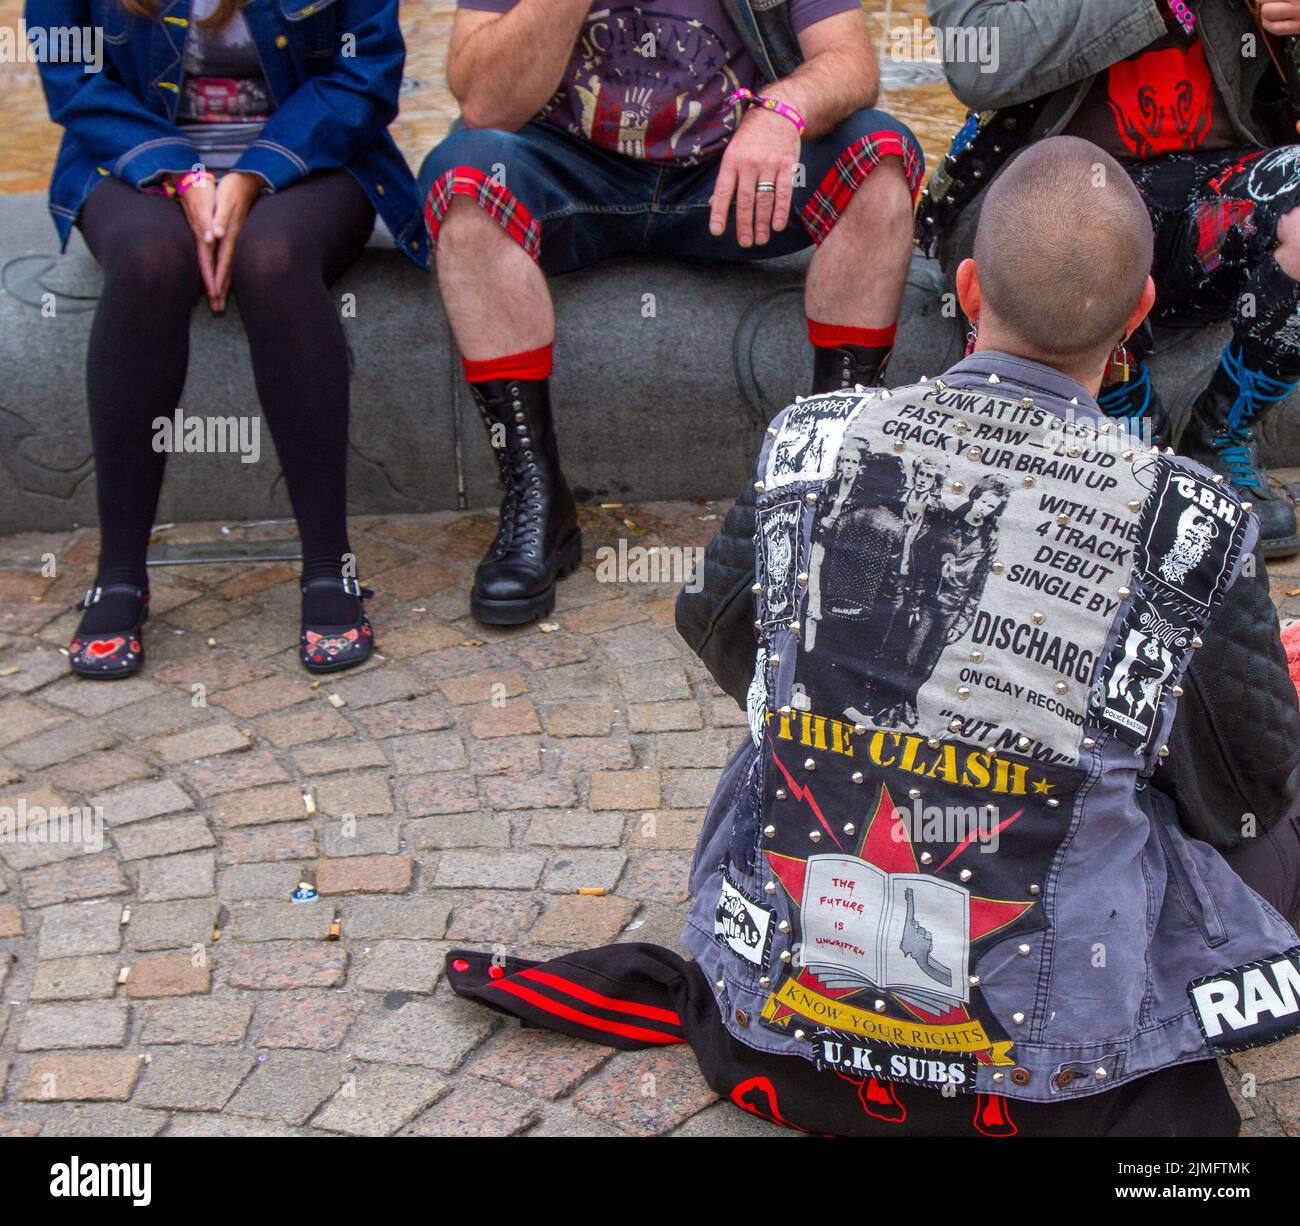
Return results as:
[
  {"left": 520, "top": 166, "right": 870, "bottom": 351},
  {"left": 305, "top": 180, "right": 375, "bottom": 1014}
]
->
[
  {"left": 807, "top": 319, "right": 897, "bottom": 350},
  {"left": 461, "top": 343, "right": 554, "bottom": 383}
]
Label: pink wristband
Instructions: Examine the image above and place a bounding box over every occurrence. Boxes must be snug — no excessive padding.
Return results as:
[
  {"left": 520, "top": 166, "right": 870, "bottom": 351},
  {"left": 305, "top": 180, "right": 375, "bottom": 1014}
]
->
[
  {"left": 727, "top": 87, "right": 806, "bottom": 133},
  {"left": 175, "top": 170, "right": 214, "bottom": 196},
  {"left": 1165, "top": 0, "right": 1194, "bottom": 34}
]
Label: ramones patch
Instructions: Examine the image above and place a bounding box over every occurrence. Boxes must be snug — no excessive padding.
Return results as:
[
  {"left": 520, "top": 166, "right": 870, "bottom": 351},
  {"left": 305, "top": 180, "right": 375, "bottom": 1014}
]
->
[
  {"left": 1137, "top": 463, "right": 1245, "bottom": 610},
  {"left": 1187, "top": 947, "right": 1300, "bottom": 1054},
  {"left": 715, "top": 870, "right": 775, "bottom": 968},
  {"left": 756, "top": 500, "right": 804, "bottom": 628},
  {"left": 810, "top": 1027, "right": 977, "bottom": 1091}
]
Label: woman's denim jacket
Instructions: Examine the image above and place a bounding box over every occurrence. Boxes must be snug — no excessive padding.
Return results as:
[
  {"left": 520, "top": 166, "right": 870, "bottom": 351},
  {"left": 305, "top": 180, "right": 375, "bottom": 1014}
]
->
[{"left": 25, "top": 0, "right": 428, "bottom": 265}]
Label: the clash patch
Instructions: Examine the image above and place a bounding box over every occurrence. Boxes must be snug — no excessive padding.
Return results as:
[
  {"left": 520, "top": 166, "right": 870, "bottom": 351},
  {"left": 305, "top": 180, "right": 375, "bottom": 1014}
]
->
[
  {"left": 756, "top": 499, "right": 803, "bottom": 629},
  {"left": 756, "top": 730, "right": 1083, "bottom": 1078},
  {"left": 796, "top": 383, "right": 1153, "bottom": 762},
  {"left": 1187, "top": 948, "right": 1300, "bottom": 1054},
  {"left": 1136, "top": 463, "right": 1246, "bottom": 611},
  {"left": 764, "top": 392, "right": 867, "bottom": 491},
  {"left": 715, "top": 870, "right": 775, "bottom": 968},
  {"left": 800, "top": 851, "right": 971, "bottom": 1011},
  {"left": 810, "top": 1027, "right": 977, "bottom": 1091}
]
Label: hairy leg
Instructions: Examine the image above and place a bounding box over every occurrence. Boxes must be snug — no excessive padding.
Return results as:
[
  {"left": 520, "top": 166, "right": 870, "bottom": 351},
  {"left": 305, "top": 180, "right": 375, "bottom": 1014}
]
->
[
  {"left": 805, "top": 158, "right": 914, "bottom": 328},
  {"left": 435, "top": 195, "right": 555, "bottom": 359}
]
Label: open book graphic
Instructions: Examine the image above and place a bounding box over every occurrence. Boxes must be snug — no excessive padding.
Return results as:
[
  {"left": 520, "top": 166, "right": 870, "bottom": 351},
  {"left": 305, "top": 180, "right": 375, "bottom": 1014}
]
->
[{"left": 800, "top": 854, "right": 971, "bottom": 1012}]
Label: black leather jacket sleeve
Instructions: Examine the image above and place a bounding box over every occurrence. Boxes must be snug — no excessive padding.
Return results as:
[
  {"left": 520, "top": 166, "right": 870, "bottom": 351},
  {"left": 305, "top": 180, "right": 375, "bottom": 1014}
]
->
[
  {"left": 1150, "top": 548, "right": 1300, "bottom": 850},
  {"left": 676, "top": 506, "right": 1300, "bottom": 851},
  {"left": 676, "top": 480, "right": 759, "bottom": 709}
]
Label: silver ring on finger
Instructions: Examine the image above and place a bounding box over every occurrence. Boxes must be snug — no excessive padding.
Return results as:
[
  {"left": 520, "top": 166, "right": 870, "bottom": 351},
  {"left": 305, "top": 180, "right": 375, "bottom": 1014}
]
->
[{"left": 756, "top": 181, "right": 777, "bottom": 193}]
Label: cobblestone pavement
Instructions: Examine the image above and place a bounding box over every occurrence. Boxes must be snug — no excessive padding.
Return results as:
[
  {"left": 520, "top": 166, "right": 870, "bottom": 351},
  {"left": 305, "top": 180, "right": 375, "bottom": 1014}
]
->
[{"left": 1, "top": 492, "right": 1299, "bottom": 1138}]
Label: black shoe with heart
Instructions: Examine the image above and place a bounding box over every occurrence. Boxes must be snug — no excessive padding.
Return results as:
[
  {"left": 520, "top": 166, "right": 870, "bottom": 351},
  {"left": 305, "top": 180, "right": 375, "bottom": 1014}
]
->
[
  {"left": 69, "top": 583, "right": 149, "bottom": 679},
  {"left": 468, "top": 376, "right": 581, "bottom": 625},
  {"left": 299, "top": 576, "right": 375, "bottom": 673}
]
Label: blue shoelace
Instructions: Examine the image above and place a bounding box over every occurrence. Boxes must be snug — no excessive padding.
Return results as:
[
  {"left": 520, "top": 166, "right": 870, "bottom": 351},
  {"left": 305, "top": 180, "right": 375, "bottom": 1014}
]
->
[
  {"left": 1215, "top": 346, "right": 1297, "bottom": 489},
  {"left": 1098, "top": 367, "right": 1154, "bottom": 448}
]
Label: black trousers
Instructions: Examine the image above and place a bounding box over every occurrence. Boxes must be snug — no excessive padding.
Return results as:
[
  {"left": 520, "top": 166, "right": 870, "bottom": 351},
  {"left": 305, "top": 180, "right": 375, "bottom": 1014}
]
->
[{"left": 446, "top": 944, "right": 1239, "bottom": 1138}]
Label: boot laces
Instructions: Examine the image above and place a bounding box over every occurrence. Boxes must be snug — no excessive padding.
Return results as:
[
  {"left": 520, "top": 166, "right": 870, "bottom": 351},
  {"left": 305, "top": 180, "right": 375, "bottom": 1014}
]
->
[
  {"left": 491, "top": 441, "right": 544, "bottom": 560},
  {"left": 1214, "top": 347, "right": 1297, "bottom": 489}
]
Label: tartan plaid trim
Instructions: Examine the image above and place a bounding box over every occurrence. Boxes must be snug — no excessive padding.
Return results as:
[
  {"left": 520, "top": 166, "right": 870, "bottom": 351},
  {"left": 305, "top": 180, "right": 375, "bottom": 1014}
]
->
[
  {"left": 801, "top": 130, "right": 925, "bottom": 246},
  {"left": 423, "top": 166, "right": 542, "bottom": 260}
]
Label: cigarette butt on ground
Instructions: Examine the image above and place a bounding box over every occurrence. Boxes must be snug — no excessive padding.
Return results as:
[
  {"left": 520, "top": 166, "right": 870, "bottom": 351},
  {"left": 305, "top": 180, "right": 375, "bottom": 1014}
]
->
[
  {"left": 327, "top": 913, "right": 342, "bottom": 940},
  {"left": 577, "top": 887, "right": 606, "bottom": 897},
  {"left": 1289, "top": 587, "right": 1300, "bottom": 597},
  {"left": 328, "top": 693, "right": 346, "bottom": 708},
  {"left": 120, "top": 906, "right": 131, "bottom": 925},
  {"left": 117, "top": 966, "right": 130, "bottom": 985},
  {"left": 302, "top": 791, "right": 317, "bottom": 815}
]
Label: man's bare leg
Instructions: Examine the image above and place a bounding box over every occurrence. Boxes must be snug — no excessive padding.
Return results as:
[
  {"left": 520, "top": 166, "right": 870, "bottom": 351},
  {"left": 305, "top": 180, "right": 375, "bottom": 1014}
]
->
[
  {"left": 435, "top": 196, "right": 578, "bottom": 625},
  {"left": 804, "top": 159, "right": 915, "bottom": 391},
  {"left": 435, "top": 196, "right": 555, "bottom": 358}
]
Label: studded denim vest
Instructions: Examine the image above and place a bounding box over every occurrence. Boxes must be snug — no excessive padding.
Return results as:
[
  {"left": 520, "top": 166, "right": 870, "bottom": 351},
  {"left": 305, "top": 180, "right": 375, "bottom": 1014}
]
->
[{"left": 683, "top": 352, "right": 1300, "bottom": 1104}]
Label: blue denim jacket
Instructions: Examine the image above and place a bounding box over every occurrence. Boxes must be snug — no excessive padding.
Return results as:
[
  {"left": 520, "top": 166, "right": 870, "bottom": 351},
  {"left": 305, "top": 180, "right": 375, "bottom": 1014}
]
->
[
  {"left": 683, "top": 352, "right": 1300, "bottom": 1103},
  {"left": 25, "top": 0, "right": 428, "bottom": 265}
]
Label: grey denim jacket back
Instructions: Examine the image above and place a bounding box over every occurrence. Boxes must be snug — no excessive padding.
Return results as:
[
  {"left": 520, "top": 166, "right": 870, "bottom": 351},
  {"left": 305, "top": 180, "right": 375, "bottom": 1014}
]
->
[{"left": 682, "top": 353, "right": 1300, "bottom": 1103}]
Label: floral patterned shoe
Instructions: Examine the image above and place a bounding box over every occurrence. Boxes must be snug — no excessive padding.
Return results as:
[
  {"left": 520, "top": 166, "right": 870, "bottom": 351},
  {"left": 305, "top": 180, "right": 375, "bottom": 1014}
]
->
[
  {"left": 299, "top": 577, "right": 375, "bottom": 674},
  {"left": 68, "top": 584, "right": 149, "bottom": 680}
]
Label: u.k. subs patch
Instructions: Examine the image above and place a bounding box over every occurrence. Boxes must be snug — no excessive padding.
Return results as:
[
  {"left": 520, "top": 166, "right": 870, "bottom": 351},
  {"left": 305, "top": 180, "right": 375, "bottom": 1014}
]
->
[
  {"left": 714, "top": 870, "right": 775, "bottom": 968},
  {"left": 1187, "top": 947, "right": 1300, "bottom": 1054},
  {"left": 1137, "top": 462, "right": 1247, "bottom": 611},
  {"left": 810, "top": 1027, "right": 977, "bottom": 1092}
]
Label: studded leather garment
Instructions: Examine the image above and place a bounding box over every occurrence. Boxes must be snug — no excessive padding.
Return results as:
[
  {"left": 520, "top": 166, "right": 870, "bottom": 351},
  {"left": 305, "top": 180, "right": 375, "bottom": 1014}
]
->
[{"left": 676, "top": 353, "right": 1300, "bottom": 1103}]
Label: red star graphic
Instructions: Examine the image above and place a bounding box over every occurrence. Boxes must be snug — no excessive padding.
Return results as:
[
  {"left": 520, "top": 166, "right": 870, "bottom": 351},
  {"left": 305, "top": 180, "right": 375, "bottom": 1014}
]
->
[{"left": 764, "top": 744, "right": 1036, "bottom": 1038}]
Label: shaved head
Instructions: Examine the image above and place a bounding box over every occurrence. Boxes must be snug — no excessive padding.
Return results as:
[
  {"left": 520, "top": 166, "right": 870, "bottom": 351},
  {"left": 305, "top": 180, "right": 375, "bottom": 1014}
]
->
[{"left": 971, "top": 136, "right": 1154, "bottom": 365}]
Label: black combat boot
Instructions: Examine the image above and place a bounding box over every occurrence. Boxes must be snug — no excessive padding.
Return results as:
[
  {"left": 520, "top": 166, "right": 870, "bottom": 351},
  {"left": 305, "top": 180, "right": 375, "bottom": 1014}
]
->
[
  {"left": 468, "top": 376, "right": 581, "bottom": 624},
  {"left": 1180, "top": 343, "right": 1300, "bottom": 559},
  {"left": 811, "top": 343, "right": 892, "bottom": 393},
  {"left": 1096, "top": 362, "right": 1174, "bottom": 448}
]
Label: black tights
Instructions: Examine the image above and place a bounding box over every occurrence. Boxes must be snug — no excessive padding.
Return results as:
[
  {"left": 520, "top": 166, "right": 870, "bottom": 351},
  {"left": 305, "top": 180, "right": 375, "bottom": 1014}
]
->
[{"left": 78, "top": 171, "right": 375, "bottom": 627}]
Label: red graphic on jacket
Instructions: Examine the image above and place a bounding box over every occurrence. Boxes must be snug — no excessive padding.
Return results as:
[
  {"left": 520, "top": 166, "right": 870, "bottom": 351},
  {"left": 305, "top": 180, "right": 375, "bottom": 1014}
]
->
[{"left": 1105, "top": 41, "right": 1215, "bottom": 159}]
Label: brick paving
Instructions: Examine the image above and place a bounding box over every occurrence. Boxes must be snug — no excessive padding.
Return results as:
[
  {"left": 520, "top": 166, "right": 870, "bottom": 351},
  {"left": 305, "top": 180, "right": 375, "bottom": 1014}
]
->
[{"left": 0, "top": 492, "right": 1299, "bottom": 1137}]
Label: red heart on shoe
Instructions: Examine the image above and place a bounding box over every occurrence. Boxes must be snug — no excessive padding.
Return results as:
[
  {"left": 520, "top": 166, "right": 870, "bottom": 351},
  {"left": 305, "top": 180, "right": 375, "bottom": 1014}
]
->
[{"left": 87, "top": 639, "right": 125, "bottom": 658}]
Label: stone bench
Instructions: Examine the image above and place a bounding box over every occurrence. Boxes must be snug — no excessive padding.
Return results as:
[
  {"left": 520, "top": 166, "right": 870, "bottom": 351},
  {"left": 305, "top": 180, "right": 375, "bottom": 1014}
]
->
[{"left": 2, "top": 192, "right": 1297, "bottom": 535}]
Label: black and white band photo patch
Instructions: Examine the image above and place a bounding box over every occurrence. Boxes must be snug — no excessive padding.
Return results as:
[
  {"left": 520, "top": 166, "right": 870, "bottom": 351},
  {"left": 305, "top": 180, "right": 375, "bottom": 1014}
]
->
[
  {"left": 764, "top": 393, "right": 866, "bottom": 491},
  {"left": 1187, "top": 947, "right": 1300, "bottom": 1053},
  {"left": 1138, "top": 464, "right": 1246, "bottom": 611},
  {"left": 1091, "top": 605, "right": 1193, "bottom": 746},
  {"left": 715, "top": 871, "right": 775, "bottom": 967}
]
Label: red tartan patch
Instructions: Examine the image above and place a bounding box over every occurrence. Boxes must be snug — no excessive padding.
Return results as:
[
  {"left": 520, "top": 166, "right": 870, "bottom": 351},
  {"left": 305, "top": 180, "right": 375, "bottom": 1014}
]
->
[
  {"left": 801, "top": 130, "right": 924, "bottom": 246},
  {"left": 423, "top": 165, "right": 542, "bottom": 260}
]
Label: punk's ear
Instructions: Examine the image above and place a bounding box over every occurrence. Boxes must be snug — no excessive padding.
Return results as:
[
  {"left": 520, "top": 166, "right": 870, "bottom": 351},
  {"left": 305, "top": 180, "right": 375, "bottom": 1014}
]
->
[{"left": 955, "top": 258, "right": 981, "bottom": 324}]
